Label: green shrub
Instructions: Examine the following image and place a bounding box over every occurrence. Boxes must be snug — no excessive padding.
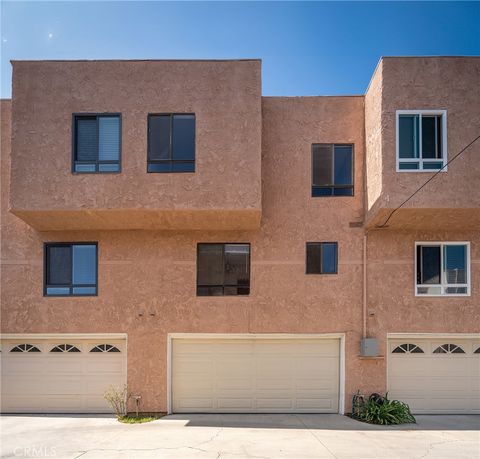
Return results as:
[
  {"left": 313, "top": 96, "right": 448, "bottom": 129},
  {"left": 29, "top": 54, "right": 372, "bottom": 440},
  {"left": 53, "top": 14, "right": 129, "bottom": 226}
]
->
[{"left": 353, "top": 393, "right": 416, "bottom": 425}]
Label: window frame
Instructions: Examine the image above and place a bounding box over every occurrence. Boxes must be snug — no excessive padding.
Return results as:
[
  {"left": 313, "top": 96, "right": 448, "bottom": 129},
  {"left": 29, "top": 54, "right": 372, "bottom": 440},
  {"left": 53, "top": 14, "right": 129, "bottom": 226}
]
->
[
  {"left": 147, "top": 113, "right": 196, "bottom": 173},
  {"left": 72, "top": 113, "right": 122, "bottom": 174},
  {"left": 196, "top": 243, "right": 251, "bottom": 296},
  {"left": 311, "top": 143, "right": 354, "bottom": 197},
  {"left": 44, "top": 242, "right": 98, "bottom": 297},
  {"left": 305, "top": 242, "right": 339, "bottom": 275},
  {"left": 396, "top": 110, "right": 447, "bottom": 172},
  {"left": 414, "top": 241, "right": 470, "bottom": 297}
]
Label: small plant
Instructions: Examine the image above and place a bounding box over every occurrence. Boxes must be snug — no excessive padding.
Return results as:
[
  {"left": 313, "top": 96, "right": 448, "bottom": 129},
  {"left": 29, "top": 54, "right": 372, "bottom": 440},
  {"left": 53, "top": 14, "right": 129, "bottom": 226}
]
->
[
  {"left": 353, "top": 392, "right": 416, "bottom": 425},
  {"left": 117, "top": 415, "right": 160, "bottom": 424},
  {"left": 103, "top": 384, "right": 128, "bottom": 418}
]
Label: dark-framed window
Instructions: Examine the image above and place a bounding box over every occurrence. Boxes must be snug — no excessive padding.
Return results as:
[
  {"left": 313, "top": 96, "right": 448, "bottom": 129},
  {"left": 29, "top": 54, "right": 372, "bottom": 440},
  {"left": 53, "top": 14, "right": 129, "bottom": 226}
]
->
[
  {"left": 312, "top": 144, "right": 353, "bottom": 196},
  {"left": 147, "top": 114, "right": 195, "bottom": 173},
  {"left": 44, "top": 243, "right": 98, "bottom": 296},
  {"left": 306, "top": 242, "right": 338, "bottom": 274},
  {"left": 197, "top": 243, "right": 250, "bottom": 296},
  {"left": 73, "top": 114, "right": 121, "bottom": 173}
]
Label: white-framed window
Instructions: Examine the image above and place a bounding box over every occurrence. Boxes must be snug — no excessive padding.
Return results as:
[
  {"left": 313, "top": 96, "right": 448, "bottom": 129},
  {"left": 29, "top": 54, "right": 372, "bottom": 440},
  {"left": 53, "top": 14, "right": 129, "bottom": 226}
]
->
[
  {"left": 415, "top": 242, "right": 470, "bottom": 297},
  {"left": 396, "top": 110, "right": 447, "bottom": 171}
]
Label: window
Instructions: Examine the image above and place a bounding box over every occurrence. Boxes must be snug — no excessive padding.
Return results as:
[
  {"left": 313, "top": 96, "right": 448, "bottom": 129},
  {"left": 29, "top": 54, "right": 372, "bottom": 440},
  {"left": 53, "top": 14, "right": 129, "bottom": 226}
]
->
[
  {"left": 90, "top": 344, "right": 120, "bottom": 353},
  {"left": 416, "top": 242, "right": 470, "bottom": 296},
  {"left": 396, "top": 110, "right": 447, "bottom": 171},
  {"left": 73, "top": 114, "right": 121, "bottom": 173},
  {"left": 45, "top": 243, "right": 98, "bottom": 296},
  {"left": 10, "top": 344, "right": 41, "bottom": 353},
  {"left": 392, "top": 343, "right": 424, "bottom": 354},
  {"left": 50, "top": 344, "right": 81, "bottom": 353},
  {"left": 197, "top": 243, "right": 250, "bottom": 296},
  {"left": 148, "top": 114, "right": 195, "bottom": 172},
  {"left": 312, "top": 144, "right": 353, "bottom": 196},
  {"left": 306, "top": 242, "right": 338, "bottom": 274},
  {"left": 433, "top": 344, "right": 465, "bottom": 354}
]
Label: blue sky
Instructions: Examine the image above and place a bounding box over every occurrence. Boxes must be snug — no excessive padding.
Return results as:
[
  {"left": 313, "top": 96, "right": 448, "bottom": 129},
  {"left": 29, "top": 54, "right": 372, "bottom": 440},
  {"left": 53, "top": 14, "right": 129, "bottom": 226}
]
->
[{"left": 1, "top": 1, "right": 479, "bottom": 98}]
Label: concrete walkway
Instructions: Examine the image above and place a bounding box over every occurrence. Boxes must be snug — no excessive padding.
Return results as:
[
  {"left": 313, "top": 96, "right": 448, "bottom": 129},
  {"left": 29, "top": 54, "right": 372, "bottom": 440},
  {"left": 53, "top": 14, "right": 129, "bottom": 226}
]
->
[{"left": 1, "top": 413, "right": 479, "bottom": 458}]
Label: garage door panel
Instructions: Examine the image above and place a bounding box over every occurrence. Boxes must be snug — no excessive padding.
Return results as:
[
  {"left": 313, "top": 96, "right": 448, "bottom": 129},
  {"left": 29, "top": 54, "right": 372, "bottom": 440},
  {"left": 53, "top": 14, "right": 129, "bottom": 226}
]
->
[
  {"left": 172, "top": 337, "right": 340, "bottom": 413},
  {"left": 388, "top": 338, "right": 479, "bottom": 414},
  {"left": 1, "top": 338, "right": 126, "bottom": 413},
  {"left": 217, "top": 398, "right": 254, "bottom": 410}
]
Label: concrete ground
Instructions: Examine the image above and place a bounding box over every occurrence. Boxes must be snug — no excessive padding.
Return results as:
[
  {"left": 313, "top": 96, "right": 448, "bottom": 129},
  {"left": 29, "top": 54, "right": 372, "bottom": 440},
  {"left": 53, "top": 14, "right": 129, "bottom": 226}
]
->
[{"left": 1, "top": 414, "right": 479, "bottom": 459}]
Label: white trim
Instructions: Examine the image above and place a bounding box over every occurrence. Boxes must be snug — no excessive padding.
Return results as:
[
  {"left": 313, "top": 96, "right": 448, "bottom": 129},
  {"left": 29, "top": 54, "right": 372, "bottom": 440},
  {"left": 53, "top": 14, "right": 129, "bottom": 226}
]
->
[
  {"left": 414, "top": 241, "right": 471, "bottom": 297},
  {"left": 396, "top": 109, "right": 448, "bottom": 172},
  {"left": 167, "top": 333, "right": 345, "bottom": 415},
  {"left": 0, "top": 333, "right": 127, "bottom": 340}
]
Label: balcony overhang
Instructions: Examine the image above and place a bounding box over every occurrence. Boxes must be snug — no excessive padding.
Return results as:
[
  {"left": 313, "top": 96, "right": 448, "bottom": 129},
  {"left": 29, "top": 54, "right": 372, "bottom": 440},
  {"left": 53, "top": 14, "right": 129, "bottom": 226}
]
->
[
  {"left": 10, "top": 208, "right": 262, "bottom": 231},
  {"left": 366, "top": 208, "right": 480, "bottom": 231}
]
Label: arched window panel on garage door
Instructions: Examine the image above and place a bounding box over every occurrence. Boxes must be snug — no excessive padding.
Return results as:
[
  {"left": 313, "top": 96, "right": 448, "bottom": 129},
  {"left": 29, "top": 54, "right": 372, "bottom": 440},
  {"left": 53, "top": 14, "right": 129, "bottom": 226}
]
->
[
  {"left": 392, "top": 343, "right": 424, "bottom": 354},
  {"left": 50, "top": 344, "right": 81, "bottom": 353},
  {"left": 433, "top": 344, "right": 465, "bottom": 354},
  {"left": 90, "top": 344, "right": 121, "bottom": 353},
  {"left": 10, "top": 344, "right": 41, "bottom": 353}
]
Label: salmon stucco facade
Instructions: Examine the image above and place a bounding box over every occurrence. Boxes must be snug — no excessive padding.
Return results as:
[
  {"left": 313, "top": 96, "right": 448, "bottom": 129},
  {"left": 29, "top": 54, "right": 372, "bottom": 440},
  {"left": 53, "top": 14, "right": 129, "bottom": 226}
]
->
[{"left": 1, "top": 57, "right": 479, "bottom": 415}]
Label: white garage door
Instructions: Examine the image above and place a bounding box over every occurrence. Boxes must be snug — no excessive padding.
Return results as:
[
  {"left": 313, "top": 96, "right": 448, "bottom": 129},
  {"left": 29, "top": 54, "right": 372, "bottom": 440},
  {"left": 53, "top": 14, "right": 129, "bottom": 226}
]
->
[
  {"left": 1, "top": 337, "right": 127, "bottom": 413},
  {"left": 172, "top": 337, "right": 340, "bottom": 413},
  {"left": 388, "top": 338, "right": 480, "bottom": 414}
]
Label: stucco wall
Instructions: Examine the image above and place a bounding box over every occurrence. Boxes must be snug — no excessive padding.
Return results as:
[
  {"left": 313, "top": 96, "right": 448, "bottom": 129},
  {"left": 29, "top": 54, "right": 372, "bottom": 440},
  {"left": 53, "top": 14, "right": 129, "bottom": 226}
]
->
[
  {"left": 9, "top": 60, "right": 262, "bottom": 230},
  {"left": 365, "top": 57, "right": 480, "bottom": 229},
  {"left": 2, "top": 57, "right": 479, "bottom": 413}
]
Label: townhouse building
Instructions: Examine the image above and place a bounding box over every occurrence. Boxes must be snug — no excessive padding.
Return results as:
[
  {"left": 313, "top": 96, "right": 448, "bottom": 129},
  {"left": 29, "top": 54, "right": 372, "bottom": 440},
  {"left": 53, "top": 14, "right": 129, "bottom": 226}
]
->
[{"left": 1, "top": 56, "right": 479, "bottom": 415}]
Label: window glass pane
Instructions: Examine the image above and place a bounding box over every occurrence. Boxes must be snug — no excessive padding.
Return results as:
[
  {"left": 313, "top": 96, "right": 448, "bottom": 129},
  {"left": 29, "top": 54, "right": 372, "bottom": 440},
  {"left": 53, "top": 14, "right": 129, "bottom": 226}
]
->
[
  {"left": 422, "top": 162, "right": 443, "bottom": 170},
  {"left": 197, "top": 244, "right": 224, "bottom": 286},
  {"left": 72, "top": 245, "right": 96, "bottom": 285},
  {"left": 421, "top": 116, "right": 437, "bottom": 159},
  {"left": 76, "top": 117, "right": 97, "bottom": 161},
  {"left": 399, "top": 115, "right": 419, "bottom": 159},
  {"left": 172, "top": 161, "right": 195, "bottom": 172},
  {"left": 224, "top": 244, "right": 250, "bottom": 287},
  {"left": 398, "top": 162, "right": 419, "bottom": 170},
  {"left": 333, "top": 187, "right": 353, "bottom": 196},
  {"left": 47, "top": 246, "right": 71, "bottom": 285},
  {"left": 98, "top": 117, "right": 120, "bottom": 161},
  {"left": 148, "top": 162, "right": 171, "bottom": 173},
  {"left": 98, "top": 163, "right": 120, "bottom": 172},
  {"left": 420, "top": 246, "right": 441, "bottom": 284},
  {"left": 197, "top": 285, "right": 224, "bottom": 296},
  {"left": 312, "top": 187, "right": 333, "bottom": 197},
  {"left": 333, "top": 146, "right": 353, "bottom": 186},
  {"left": 46, "top": 287, "right": 70, "bottom": 295},
  {"left": 445, "top": 286, "right": 467, "bottom": 295},
  {"left": 321, "top": 243, "right": 337, "bottom": 274},
  {"left": 224, "top": 286, "right": 250, "bottom": 296},
  {"left": 148, "top": 115, "right": 170, "bottom": 160},
  {"left": 306, "top": 243, "right": 321, "bottom": 274},
  {"left": 172, "top": 115, "right": 195, "bottom": 161},
  {"left": 312, "top": 145, "right": 332, "bottom": 186},
  {"left": 74, "top": 164, "right": 96, "bottom": 172},
  {"left": 73, "top": 286, "right": 97, "bottom": 295},
  {"left": 417, "top": 286, "right": 442, "bottom": 295},
  {"left": 444, "top": 245, "right": 466, "bottom": 284}
]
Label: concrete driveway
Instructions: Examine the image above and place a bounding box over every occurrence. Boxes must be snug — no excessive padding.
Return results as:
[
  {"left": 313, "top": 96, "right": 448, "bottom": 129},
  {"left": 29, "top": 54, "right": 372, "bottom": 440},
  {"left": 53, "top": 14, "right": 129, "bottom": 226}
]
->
[{"left": 1, "top": 413, "right": 479, "bottom": 459}]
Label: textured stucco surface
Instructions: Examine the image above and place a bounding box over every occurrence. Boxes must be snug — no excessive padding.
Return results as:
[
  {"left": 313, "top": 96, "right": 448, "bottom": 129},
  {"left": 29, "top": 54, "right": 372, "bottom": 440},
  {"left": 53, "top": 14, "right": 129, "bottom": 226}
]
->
[
  {"left": 365, "top": 57, "right": 480, "bottom": 229},
  {"left": 2, "top": 58, "right": 480, "bottom": 414},
  {"left": 9, "top": 60, "right": 262, "bottom": 230}
]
